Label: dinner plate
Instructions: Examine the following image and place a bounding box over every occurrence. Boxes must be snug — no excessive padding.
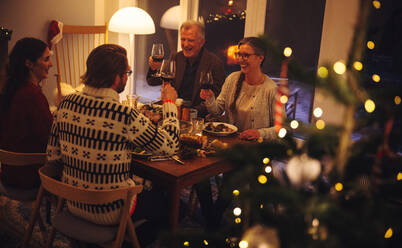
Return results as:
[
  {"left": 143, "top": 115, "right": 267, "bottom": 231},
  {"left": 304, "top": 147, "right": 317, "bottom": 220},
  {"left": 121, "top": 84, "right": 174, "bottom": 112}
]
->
[{"left": 203, "top": 122, "right": 238, "bottom": 136}]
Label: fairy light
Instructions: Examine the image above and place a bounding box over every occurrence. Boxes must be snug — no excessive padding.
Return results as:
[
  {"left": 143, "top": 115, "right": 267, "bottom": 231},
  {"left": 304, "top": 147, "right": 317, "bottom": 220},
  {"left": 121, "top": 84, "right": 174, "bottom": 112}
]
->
[
  {"left": 204, "top": 240, "right": 209, "bottom": 245},
  {"left": 184, "top": 241, "right": 190, "bottom": 246},
  {"left": 278, "top": 128, "right": 287, "bottom": 138},
  {"left": 373, "top": 0, "right": 381, "bottom": 9},
  {"left": 367, "top": 41, "right": 375, "bottom": 50},
  {"left": 353, "top": 61, "right": 363, "bottom": 71},
  {"left": 258, "top": 175, "right": 268, "bottom": 184},
  {"left": 280, "top": 95, "right": 288, "bottom": 104},
  {"left": 335, "top": 182, "right": 343, "bottom": 191},
  {"left": 228, "top": 0, "right": 234, "bottom": 6},
  {"left": 283, "top": 47, "right": 292, "bottom": 57},
  {"left": 397, "top": 172, "right": 402, "bottom": 181},
  {"left": 233, "top": 207, "right": 242, "bottom": 216},
  {"left": 263, "top": 157, "right": 270, "bottom": 164},
  {"left": 372, "top": 74, "right": 381, "bottom": 83},
  {"left": 317, "top": 66, "right": 328, "bottom": 78},
  {"left": 260, "top": 204, "right": 264, "bottom": 209},
  {"left": 316, "top": 119, "right": 325, "bottom": 130},
  {"left": 235, "top": 217, "right": 241, "bottom": 224},
  {"left": 333, "top": 61, "right": 346, "bottom": 74},
  {"left": 384, "top": 228, "right": 393, "bottom": 239},
  {"left": 239, "top": 240, "right": 249, "bottom": 248},
  {"left": 290, "top": 120, "right": 299, "bottom": 129},
  {"left": 365, "top": 99, "right": 376, "bottom": 113},
  {"left": 233, "top": 189, "right": 240, "bottom": 196},
  {"left": 394, "top": 96, "right": 401, "bottom": 105},
  {"left": 313, "top": 107, "right": 323, "bottom": 118},
  {"left": 312, "top": 218, "right": 320, "bottom": 227},
  {"left": 265, "top": 165, "right": 272, "bottom": 174}
]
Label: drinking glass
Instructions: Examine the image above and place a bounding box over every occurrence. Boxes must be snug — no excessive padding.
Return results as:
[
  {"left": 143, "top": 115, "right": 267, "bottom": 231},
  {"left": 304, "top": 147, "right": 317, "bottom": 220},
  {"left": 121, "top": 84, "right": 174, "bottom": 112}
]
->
[
  {"left": 191, "top": 117, "right": 204, "bottom": 136},
  {"left": 151, "top": 43, "right": 164, "bottom": 62},
  {"left": 200, "top": 71, "right": 213, "bottom": 90},
  {"left": 160, "top": 59, "right": 176, "bottom": 86}
]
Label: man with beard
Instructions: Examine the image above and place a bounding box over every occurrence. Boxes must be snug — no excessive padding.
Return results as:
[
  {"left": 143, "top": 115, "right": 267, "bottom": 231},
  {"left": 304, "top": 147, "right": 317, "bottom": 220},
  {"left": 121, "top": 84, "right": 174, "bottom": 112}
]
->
[
  {"left": 147, "top": 20, "right": 225, "bottom": 118},
  {"left": 47, "top": 44, "right": 180, "bottom": 245}
]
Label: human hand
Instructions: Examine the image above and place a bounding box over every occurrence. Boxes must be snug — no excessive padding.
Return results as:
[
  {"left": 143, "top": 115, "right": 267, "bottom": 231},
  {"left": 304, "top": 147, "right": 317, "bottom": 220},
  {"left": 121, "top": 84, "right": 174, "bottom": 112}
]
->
[
  {"left": 161, "top": 83, "right": 177, "bottom": 103},
  {"left": 200, "top": 89, "right": 214, "bottom": 100},
  {"left": 149, "top": 56, "right": 162, "bottom": 71},
  {"left": 239, "top": 129, "right": 260, "bottom": 140}
]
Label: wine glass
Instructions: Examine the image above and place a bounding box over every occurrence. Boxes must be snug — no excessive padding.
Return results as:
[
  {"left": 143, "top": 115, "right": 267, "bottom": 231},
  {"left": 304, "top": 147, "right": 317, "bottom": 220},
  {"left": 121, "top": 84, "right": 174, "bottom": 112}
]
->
[
  {"left": 200, "top": 71, "right": 213, "bottom": 90},
  {"left": 160, "top": 59, "right": 176, "bottom": 86},
  {"left": 151, "top": 44, "right": 164, "bottom": 77}
]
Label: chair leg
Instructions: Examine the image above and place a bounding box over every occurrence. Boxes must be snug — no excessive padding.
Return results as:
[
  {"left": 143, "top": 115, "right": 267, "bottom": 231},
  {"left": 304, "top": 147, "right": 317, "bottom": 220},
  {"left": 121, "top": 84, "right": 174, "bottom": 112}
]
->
[
  {"left": 127, "top": 220, "right": 141, "bottom": 248},
  {"left": 46, "top": 197, "right": 64, "bottom": 248},
  {"left": 37, "top": 212, "right": 48, "bottom": 244},
  {"left": 22, "top": 186, "right": 44, "bottom": 248}
]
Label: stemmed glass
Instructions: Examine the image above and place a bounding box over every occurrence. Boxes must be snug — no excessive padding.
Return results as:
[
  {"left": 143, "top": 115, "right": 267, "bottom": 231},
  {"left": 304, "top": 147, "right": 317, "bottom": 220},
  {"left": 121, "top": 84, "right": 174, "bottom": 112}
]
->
[
  {"left": 160, "top": 59, "right": 176, "bottom": 86},
  {"left": 151, "top": 43, "right": 164, "bottom": 77},
  {"left": 200, "top": 71, "right": 213, "bottom": 90}
]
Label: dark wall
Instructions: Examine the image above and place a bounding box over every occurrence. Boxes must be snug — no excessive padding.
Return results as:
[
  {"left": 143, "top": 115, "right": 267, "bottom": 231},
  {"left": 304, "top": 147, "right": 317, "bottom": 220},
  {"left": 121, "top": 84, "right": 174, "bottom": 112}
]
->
[{"left": 263, "top": 0, "right": 326, "bottom": 77}]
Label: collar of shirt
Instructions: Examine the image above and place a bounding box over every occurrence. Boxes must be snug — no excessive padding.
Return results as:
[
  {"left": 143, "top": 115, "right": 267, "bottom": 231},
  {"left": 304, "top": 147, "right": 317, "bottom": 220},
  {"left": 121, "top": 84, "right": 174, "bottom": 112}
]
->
[
  {"left": 185, "top": 46, "right": 204, "bottom": 67},
  {"left": 82, "top": 85, "right": 120, "bottom": 102}
]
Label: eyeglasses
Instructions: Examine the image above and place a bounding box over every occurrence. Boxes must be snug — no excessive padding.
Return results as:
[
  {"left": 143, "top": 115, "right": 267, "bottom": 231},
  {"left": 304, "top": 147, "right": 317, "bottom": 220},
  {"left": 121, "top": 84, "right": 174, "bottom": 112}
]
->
[
  {"left": 125, "top": 70, "right": 133, "bottom": 76},
  {"left": 235, "top": 52, "right": 257, "bottom": 59}
]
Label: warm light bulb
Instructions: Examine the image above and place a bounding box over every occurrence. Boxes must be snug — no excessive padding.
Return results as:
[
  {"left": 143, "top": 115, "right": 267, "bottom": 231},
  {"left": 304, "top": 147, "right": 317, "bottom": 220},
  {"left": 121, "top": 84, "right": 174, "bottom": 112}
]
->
[
  {"left": 394, "top": 96, "right": 401, "bottom": 105},
  {"left": 233, "top": 207, "right": 242, "bottom": 216},
  {"left": 290, "top": 120, "right": 299, "bottom": 129},
  {"left": 365, "top": 99, "right": 375, "bottom": 113},
  {"left": 372, "top": 74, "right": 381, "bottom": 83},
  {"left": 335, "top": 182, "right": 343, "bottom": 191},
  {"left": 312, "top": 218, "right": 320, "bottom": 227},
  {"left": 260, "top": 204, "right": 264, "bottom": 208},
  {"left": 204, "top": 240, "right": 209, "bottom": 245},
  {"left": 265, "top": 165, "right": 272, "bottom": 173},
  {"left": 313, "top": 107, "right": 323, "bottom": 118},
  {"left": 384, "top": 228, "right": 393, "bottom": 239},
  {"left": 333, "top": 61, "right": 346, "bottom": 74},
  {"left": 184, "top": 241, "right": 190, "bottom": 246},
  {"left": 373, "top": 0, "right": 381, "bottom": 9},
  {"left": 233, "top": 189, "right": 240, "bottom": 196},
  {"left": 353, "top": 61, "right": 363, "bottom": 71},
  {"left": 283, "top": 47, "right": 292, "bottom": 57},
  {"left": 263, "top": 157, "right": 270, "bottom": 164},
  {"left": 367, "top": 41, "right": 375, "bottom": 50},
  {"left": 317, "top": 66, "right": 328, "bottom": 78},
  {"left": 278, "top": 128, "right": 287, "bottom": 138},
  {"left": 239, "top": 240, "right": 249, "bottom": 248},
  {"left": 280, "top": 95, "right": 288, "bottom": 104},
  {"left": 397, "top": 172, "right": 402, "bottom": 181},
  {"left": 316, "top": 120, "right": 325, "bottom": 130},
  {"left": 235, "top": 217, "right": 241, "bottom": 224},
  {"left": 258, "top": 175, "right": 268, "bottom": 184}
]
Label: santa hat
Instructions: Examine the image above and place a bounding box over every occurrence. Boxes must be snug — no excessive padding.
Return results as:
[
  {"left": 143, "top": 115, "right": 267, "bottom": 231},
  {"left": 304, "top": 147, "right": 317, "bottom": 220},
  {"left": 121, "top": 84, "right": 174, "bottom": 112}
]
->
[{"left": 47, "top": 20, "right": 63, "bottom": 49}]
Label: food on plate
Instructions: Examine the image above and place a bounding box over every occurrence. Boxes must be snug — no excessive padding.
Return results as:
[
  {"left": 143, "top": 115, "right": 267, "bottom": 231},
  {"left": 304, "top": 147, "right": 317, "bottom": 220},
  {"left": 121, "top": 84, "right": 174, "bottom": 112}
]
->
[
  {"left": 180, "top": 133, "right": 208, "bottom": 148},
  {"left": 205, "top": 122, "right": 234, "bottom": 133},
  {"left": 139, "top": 104, "right": 162, "bottom": 124},
  {"left": 210, "top": 139, "right": 228, "bottom": 150}
]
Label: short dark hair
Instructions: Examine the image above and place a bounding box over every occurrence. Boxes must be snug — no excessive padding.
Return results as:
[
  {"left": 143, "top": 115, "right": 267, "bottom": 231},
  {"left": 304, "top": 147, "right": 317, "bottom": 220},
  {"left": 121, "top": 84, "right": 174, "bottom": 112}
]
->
[
  {"left": 81, "top": 44, "right": 127, "bottom": 88},
  {"left": 238, "top": 37, "right": 267, "bottom": 66}
]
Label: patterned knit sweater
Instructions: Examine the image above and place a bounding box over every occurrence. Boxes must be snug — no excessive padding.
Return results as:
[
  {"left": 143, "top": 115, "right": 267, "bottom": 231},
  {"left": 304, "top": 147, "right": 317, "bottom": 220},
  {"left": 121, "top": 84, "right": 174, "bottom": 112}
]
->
[{"left": 47, "top": 86, "right": 180, "bottom": 225}]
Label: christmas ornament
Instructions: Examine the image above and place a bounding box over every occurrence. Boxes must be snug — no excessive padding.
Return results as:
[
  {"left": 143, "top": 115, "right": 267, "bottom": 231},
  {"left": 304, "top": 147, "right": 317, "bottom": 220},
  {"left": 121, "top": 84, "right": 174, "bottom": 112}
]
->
[{"left": 285, "top": 154, "right": 321, "bottom": 187}]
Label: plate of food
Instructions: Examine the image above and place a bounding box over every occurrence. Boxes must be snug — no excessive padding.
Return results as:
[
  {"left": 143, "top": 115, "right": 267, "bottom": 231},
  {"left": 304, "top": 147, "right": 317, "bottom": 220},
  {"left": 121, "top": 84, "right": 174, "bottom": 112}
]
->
[
  {"left": 131, "top": 147, "right": 152, "bottom": 159},
  {"left": 203, "top": 122, "right": 238, "bottom": 136}
]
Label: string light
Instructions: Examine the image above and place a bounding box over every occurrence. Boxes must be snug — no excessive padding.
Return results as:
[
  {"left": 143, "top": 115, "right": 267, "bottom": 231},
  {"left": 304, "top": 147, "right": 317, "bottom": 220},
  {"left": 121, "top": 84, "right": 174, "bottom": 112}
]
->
[
  {"left": 258, "top": 175, "right": 268, "bottom": 184},
  {"left": 233, "top": 189, "right": 240, "bottom": 196},
  {"left": 265, "top": 165, "right": 272, "bottom": 173},
  {"left": 367, "top": 41, "right": 375, "bottom": 50},
  {"left": 184, "top": 241, "right": 190, "bottom": 246},
  {"left": 312, "top": 218, "right": 320, "bottom": 227},
  {"left": 365, "top": 99, "right": 376, "bottom": 113},
  {"left": 316, "top": 119, "right": 325, "bottom": 130},
  {"left": 283, "top": 47, "right": 292, "bottom": 57},
  {"left": 353, "top": 61, "right": 363, "bottom": 71},
  {"left": 317, "top": 66, "right": 328, "bottom": 78},
  {"left": 397, "top": 172, "right": 402, "bottom": 181},
  {"left": 278, "top": 128, "right": 287, "bottom": 138},
  {"left": 384, "top": 228, "right": 393, "bottom": 239},
  {"left": 372, "top": 0, "right": 381, "bottom": 9},
  {"left": 333, "top": 61, "right": 346, "bottom": 75},
  {"left": 260, "top": 204, "right": 264, "bottom": 209},
  {"left": 335, "top": 182, "right": 343, "bottom": 191},
  {"left": 239, "top": 240, "right": 249, "bottom": 248},
  {"left": 263, "top": 157, "right": 270, "bottom": 164},
  {"left": 372, "top": 74, "right": 381, "bottom": 83},
  {"left": 235, "top": 217, "right": 241, "bottom": 224},
  {"left": 280, "top": 95, "right": 288, "bottom": 104},
  {"left": 204, "top": 240, "right": 209, "bottom": 245},
  {"left": 313, "top": 107, "right": 323, "bottom": 118},
  {"left": 394, "top": 96, "right": 401, "bottom": 105},
  {"left": 290, "top": 120, "right": 299, "bottom": 129},
  {"left": 228, "top": 0, "right": 234, "bottom": 6},
  {"left": 233, "top": 207, "right": 242, "bottom": 216}
]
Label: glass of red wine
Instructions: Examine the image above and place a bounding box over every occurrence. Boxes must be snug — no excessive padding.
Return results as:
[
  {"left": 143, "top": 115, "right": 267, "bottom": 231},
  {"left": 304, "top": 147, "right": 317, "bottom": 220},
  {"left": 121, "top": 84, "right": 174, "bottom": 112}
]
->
[
  {"left": 151, "top": 43, "right": 164, "bottom": 77},
  {"left": 160, "top": 59, "right": 176, "bottom": 86},
  {"left": 200, "top": 71, "right": 213, "bottom": 90}
]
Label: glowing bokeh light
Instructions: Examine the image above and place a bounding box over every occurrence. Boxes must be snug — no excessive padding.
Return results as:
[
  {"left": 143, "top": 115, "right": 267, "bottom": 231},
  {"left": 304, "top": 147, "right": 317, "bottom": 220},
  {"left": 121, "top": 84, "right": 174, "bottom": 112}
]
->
[
  {"left": 384, "top": 228, "right": 393, "bottom": 239},
  {"left": 394, "top": 96, "right": 401, "bottom": 105},
  {"left": 260, "top": 204, "right": 264, "bottom": 209},
  {"left": 258, "top": 175, "right": 268, "bottom": 184},
  {"left": 265, "top": 165, "right": 272, "bottom": 174},
  {"left": 263, "top": 157, "right": 270, "bottom": 164},
  {"left": 233, "top": 207, "right": 242, "bottom": 216},
  {"left": 184, "top": 241, "right": 190, "bottom": 246},
  {"left": 365, "top": 99, "right": 376, "bottom": 113},
  {"left": 283, "top": 47, "right": 292, "bottom": 57},
  {"left": 313, "top": 107, "right": 323, "bottom": 118},
  {"left": 204, "top": 240, "right": 209, "bottom": 245},
  {"left": 397, "top": 172, "right": 402, "bottom": 181},
  {"left": 317, "top": 66, "right": 328, "bottom": 78},
  {"left": 280, "top": 95, "right": 288, "bottom": 104},
  {"left": 278, "top": 128, "right": 287, "bottom": 138},
  {"left": 367, "top": 41, "right": 375, "bottom": 50},
  {"left": 316, "top": 119, "right": 325, "bottom": 130},
  {"left": 335, "top": 182, "right": 343, "bottom": 191},
  {"left": 372, "top": 74, "right": 381, "bottom": 83},
  {"left": 290, "top": 120, "right": 299, "bottom": 129},
  {"left": 373, "top": 0, "right": 381, "bottom": 9},
  {"left": 239, "top": 240, "right": 249, "bottom": 248},
  {"left": 333, "top": 61, "right": 346, "bottom": 74},
  {"left": 235, "top": 217, "right": 241, "bottom": 224},
  {"left": 233, "top": 189, "right": 240, "bottom": 196},
  {"left": 353, "top": 61, "right": 363, "bottom": 71},
  {"left": 312, "top": 218, "right": 320, "bottom": 227}
]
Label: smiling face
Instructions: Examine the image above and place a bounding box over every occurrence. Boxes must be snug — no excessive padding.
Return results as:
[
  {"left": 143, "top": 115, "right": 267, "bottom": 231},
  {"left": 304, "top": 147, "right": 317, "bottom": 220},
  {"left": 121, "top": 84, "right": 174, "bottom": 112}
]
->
[
  {"left": 180, "top": 25, "right": 205, "bottom": 59},
  {"left": 28, "top": 47, "right": 52, "bottom": 82},
  {"left": 237, "top": 43, "right": 264, "bottom": 75}
]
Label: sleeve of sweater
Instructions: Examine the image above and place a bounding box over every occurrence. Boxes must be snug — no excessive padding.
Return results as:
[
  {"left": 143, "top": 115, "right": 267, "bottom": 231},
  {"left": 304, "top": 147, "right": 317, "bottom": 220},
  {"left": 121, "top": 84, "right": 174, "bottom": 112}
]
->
[{"left": 46, "top": 110, "right": 62, "bottom": 163}]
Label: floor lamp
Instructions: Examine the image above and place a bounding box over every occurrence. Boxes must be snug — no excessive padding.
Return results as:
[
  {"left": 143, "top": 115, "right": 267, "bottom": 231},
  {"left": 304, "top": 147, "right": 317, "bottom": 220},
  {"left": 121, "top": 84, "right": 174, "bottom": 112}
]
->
[{"left": 108, "top": 7, "right": 155, "bottom": 96}]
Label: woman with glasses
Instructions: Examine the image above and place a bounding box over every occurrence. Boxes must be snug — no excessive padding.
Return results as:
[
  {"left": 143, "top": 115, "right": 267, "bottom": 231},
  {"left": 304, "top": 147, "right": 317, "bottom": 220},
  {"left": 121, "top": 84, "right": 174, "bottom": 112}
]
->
[{"left": 200, "top": 36, "right": 284, "bottom": 141}]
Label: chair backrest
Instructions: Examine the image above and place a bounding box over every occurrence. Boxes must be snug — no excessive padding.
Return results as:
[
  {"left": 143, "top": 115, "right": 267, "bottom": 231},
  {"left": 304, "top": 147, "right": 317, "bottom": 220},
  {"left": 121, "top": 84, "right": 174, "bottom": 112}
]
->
[
  {"left": 54, "top": 24, "right": 108, "bottom": 103},
  {"left": 0, "top": 149, "right": 47, "bottom": 166}
]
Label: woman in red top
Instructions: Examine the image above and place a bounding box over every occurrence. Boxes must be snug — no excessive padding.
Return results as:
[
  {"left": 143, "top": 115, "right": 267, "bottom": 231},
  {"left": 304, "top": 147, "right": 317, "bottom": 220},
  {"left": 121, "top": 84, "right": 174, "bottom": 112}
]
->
[{"left": 0, "top": 37, "right": 53, "bottom": 188}]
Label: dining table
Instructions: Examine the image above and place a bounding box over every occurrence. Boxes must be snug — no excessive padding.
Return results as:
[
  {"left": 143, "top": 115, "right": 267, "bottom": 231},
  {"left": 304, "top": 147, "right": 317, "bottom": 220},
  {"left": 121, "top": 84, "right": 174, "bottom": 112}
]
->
[{"left": 130, "top": 134, "right": 251, "bottom": 231}]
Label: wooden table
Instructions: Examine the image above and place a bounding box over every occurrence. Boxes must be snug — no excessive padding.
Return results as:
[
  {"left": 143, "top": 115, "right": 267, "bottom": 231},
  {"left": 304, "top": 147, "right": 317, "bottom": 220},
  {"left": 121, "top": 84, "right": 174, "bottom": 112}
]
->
[{"left": 131, "top": 135, "right": 249, "bottom": 231}]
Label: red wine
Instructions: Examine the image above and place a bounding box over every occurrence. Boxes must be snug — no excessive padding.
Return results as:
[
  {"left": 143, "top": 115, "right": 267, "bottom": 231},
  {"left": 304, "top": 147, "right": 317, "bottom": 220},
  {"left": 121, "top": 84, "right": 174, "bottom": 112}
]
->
[
  {"left": 152, "top": 56, "right": 163, "bottom": 62},
  {"left": 200, "top": 82, "right": 213, "bottom": 90}
]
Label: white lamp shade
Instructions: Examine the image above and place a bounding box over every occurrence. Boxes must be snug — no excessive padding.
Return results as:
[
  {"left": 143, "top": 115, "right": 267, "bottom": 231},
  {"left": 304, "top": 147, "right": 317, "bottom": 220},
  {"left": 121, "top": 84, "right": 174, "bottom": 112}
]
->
[
  {"left": 160, "top": 5, "right": 181, "bottom": 30},
  {"left": 109, "top": 7, "right": 155, "bottom": 34}
]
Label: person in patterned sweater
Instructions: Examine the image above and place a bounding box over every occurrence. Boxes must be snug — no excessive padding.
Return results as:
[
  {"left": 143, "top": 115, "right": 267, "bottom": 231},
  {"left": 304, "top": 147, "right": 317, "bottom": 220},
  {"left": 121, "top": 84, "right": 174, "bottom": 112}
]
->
[{"left": 46, "top": 44, "right": 179, "bottom": 231}]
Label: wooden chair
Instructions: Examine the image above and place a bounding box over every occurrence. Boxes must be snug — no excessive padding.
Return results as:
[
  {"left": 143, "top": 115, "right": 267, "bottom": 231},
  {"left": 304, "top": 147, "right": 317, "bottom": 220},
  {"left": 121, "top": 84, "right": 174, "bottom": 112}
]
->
[
  {"left": 286, "top": 87, "right": 299, "bottom": 120},
  {"left": 24, "top": 164, "right": 143, "bottom": 248},
  {"left": 0, "top": 149, "right": 48, "bottom": 245},
  {"left": 54, "top": 24, "right": 108, "bottom": 103}
]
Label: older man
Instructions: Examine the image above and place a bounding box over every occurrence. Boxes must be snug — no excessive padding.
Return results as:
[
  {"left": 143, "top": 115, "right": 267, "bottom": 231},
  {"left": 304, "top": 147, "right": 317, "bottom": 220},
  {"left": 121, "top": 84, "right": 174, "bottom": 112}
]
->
[{"left": 147, "top": 20, "right": 225, "bottom": 117}]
